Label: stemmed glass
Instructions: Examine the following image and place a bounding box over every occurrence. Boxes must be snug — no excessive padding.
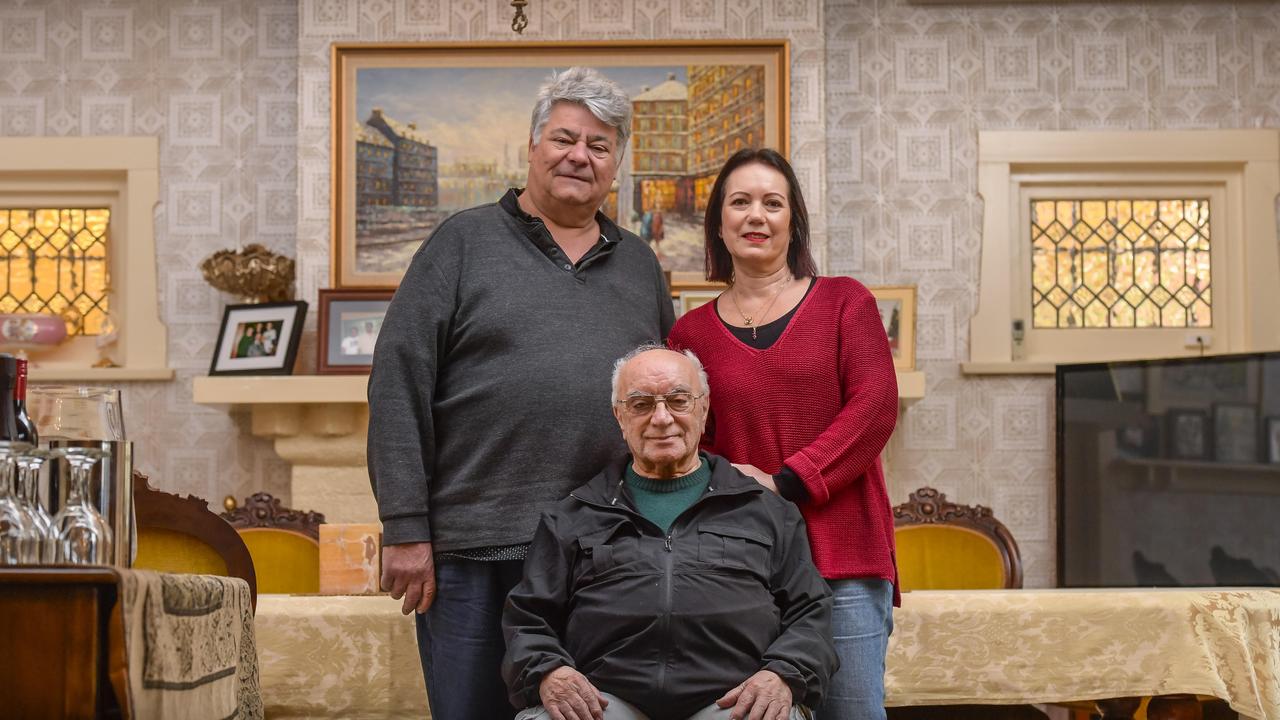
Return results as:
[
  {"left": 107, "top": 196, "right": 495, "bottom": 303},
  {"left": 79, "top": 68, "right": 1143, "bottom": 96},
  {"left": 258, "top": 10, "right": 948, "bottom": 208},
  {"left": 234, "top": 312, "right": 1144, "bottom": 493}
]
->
[
  {"left": 49, "top": 446, "right": 113, "bottom": 565},
  {"left": 15, "top": 449, "right": 54, "bottom": 563},
  {"left": 0, "top": 440, "right": 40, "bottom": 565}
]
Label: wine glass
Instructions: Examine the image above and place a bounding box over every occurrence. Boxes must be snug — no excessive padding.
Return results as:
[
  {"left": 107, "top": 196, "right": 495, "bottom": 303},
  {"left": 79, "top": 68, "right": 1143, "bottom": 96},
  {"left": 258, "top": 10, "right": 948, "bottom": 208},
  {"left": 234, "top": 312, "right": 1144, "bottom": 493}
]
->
[
  {"left": 0, "top": 440, "right": 40, "bottom": 565},
  {"left": 15, "top": 448, "right": 54, "bottom": 563},
  {"left": 49, "top": 446, "right": 113, "bottom": 565}
]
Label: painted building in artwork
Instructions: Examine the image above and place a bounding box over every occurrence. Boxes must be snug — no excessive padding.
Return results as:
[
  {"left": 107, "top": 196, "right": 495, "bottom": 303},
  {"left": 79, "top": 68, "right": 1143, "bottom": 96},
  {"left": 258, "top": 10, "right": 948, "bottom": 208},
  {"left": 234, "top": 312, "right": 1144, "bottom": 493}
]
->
[
  {"left": 687, "top": 65, "right": 766, "bottom": 211},
  {"left": 438, "top": 160, "right": 524, "bottom": 210},
  {"left": 355, "top": 124, "right": 395, "bottom": 207},
  {"left": 630, "top": 74, "right": 692, "bottom": 216},
  {"left": 365, "top": 107, "right": 439, "bottom": 208}
]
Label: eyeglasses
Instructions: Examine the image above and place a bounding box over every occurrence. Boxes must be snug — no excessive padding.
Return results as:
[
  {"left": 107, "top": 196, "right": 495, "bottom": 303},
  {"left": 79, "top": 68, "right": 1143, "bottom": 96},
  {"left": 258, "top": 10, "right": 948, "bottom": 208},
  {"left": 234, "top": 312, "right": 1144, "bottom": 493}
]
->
[{"left": 615, "top": 392, "right": 704, "bottom": 417}]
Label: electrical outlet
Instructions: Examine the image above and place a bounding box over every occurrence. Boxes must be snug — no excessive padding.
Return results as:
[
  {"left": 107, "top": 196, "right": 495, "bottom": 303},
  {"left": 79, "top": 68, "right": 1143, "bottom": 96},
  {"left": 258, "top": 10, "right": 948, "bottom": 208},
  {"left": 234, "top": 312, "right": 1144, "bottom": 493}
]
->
[{"left": 1184, "top": 331, "right": 1213, "bottom": 349}]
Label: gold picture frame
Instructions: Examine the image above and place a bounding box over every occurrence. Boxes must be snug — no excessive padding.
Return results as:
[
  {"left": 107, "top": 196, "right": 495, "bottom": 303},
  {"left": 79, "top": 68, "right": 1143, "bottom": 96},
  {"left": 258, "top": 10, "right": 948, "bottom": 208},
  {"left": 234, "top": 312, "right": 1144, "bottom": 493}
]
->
[
  {"left": 331, "top": 41, "right": 790, "bottom": 289},
  {"left": 667, "top": 270, "right": 726, "bottom": 298},
  {"left": 677, "top": 289, "right": 722, "bottom": 318},
  {"left": 869, "top": 285, "right": 916, "bottom": 371}
]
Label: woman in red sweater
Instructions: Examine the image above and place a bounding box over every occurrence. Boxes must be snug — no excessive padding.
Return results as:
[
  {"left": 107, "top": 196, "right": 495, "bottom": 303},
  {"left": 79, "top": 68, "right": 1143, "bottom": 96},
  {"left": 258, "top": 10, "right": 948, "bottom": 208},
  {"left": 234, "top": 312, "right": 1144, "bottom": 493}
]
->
[{"left": 668, "top": 148, "right": 899, "bottom": 720}]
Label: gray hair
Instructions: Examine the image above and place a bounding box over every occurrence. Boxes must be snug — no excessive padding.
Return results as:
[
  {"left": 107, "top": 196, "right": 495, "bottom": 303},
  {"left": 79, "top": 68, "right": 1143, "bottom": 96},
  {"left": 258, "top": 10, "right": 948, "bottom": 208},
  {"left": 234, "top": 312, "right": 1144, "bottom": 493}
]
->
[
  {"left": 530, "top": 67, "right": 632, "bottom": 156},
  {"left": 610, "top": 344, "right": 710, "bottom": 401}
]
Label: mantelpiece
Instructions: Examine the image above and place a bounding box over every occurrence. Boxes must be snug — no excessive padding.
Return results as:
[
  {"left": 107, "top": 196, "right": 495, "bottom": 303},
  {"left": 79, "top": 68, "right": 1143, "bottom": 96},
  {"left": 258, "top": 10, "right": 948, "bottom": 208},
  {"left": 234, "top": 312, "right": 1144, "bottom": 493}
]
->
[
  {"left": 193, "top": 372, "right": 926, "bottom": 406},
  {"left": 193, "top": 372, "right": 926, "bottom": 523}
]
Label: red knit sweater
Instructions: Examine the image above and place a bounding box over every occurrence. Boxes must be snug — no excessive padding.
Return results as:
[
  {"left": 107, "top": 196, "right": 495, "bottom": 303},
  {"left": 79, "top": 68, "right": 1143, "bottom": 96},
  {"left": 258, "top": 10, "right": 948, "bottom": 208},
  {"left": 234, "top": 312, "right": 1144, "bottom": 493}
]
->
[{"left": 669, "top": 276, "right": 900, "bottom": 599}]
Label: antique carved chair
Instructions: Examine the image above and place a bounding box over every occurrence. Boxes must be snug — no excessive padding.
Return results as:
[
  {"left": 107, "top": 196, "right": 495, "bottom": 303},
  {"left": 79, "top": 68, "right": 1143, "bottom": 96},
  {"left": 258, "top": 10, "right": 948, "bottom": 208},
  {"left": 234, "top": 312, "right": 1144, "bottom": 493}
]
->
[
  {"left": 131, "top": 471, "right": 258, "bottom": 610},
  {"left": 886, "top": 487, "right": 1038, "bottom": 720},
  {"left": 221, "top": 492, "right": 325, "bottom": 595},
  {"left": 892, "top": 486, "right": 1022, "bottom": 591}
]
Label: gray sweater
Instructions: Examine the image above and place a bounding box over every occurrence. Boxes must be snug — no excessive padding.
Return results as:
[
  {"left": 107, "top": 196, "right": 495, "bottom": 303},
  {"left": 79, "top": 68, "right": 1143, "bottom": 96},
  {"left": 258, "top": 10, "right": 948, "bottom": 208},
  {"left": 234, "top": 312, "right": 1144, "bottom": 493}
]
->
[{"left": 367, "top": 191, "right": 674, "bottom": 549}]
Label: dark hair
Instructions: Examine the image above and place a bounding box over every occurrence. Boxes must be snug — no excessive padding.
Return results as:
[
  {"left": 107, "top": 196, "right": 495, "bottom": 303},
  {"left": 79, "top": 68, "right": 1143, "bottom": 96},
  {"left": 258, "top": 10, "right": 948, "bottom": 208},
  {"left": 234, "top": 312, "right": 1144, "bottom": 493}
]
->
[{"left": 703, "top": 148, "right": 817, "bottom": 282}]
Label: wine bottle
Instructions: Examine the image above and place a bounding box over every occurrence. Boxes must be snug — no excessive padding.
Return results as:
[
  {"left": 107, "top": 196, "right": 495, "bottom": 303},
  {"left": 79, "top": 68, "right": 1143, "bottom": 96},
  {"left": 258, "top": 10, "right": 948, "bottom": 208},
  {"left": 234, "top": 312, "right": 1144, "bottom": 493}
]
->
[
  {"left": 0, "top": 354, "right": 18, "bottom": 441},
  {"left": 14, "top": 357, "right": 37, "bottom": 445}
]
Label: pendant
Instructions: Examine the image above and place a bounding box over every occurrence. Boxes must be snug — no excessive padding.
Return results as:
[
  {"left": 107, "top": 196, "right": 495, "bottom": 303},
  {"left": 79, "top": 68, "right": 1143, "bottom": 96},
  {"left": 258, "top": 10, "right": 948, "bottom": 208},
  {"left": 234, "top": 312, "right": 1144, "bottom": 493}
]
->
[{"left": 751, "top": 327, "right": 758, "bottom": 340}]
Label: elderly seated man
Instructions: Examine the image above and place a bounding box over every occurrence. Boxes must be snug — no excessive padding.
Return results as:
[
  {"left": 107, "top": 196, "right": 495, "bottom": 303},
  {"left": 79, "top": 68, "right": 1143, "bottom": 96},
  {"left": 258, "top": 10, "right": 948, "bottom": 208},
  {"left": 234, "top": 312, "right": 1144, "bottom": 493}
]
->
[{"left": 502, "top": 346, "right": 837, "bottom": 720}]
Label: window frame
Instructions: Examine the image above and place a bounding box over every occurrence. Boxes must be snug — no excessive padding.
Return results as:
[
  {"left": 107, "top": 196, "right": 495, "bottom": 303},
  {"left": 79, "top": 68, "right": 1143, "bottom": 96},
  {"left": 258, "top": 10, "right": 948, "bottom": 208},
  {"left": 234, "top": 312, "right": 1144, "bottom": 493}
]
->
[
  {"left": 0, "top": 137, "right": 171, "bottom": 381},
  {"left": 966, "top": 130, "right": 1280, "bottom": 373}
]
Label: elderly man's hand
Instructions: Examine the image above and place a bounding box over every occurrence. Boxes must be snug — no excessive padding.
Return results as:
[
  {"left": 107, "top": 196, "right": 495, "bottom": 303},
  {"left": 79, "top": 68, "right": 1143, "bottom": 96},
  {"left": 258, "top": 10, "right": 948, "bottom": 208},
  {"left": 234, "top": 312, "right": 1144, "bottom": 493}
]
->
[
  {"left": 380, "top": 541, "right": 435, "bottom": 615},
  {"left": 538, "top": 666, "right": 609, "bottom": 720},
  {"left": 715, "top": 670, "right": 793, "bottom": 720}
]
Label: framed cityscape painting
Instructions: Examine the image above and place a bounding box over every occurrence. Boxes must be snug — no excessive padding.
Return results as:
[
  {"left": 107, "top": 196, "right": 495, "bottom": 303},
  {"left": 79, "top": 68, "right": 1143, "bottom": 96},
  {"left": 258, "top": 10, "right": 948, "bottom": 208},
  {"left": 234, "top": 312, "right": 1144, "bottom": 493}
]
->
[{"left": 331, "top": 41, "right": 789, "bottom": 288}]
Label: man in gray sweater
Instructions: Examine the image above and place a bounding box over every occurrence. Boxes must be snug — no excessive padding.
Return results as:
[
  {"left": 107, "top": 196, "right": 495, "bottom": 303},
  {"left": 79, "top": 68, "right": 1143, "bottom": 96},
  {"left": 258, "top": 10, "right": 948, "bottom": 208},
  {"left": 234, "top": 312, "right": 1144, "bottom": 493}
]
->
[{"left": 368, "top": 67, "right": 674, "bottom": 719}]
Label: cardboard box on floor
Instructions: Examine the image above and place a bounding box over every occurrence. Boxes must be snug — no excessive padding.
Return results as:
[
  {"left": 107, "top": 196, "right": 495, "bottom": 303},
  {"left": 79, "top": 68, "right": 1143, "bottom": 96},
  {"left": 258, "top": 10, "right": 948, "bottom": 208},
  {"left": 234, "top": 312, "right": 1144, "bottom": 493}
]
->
[{"left": 318, "top": 523, "right": 382, "bottom": 595}]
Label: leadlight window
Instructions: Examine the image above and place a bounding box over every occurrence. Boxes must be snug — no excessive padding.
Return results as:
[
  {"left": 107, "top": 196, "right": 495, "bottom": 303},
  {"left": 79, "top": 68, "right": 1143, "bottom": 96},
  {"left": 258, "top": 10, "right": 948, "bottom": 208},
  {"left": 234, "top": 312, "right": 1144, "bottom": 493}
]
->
[
  {"left": 0, "top": 208, "right": 111, "bottom": 336},
  {"left": 1030, "top": 199, "right": 1211, "bottom": 330}
]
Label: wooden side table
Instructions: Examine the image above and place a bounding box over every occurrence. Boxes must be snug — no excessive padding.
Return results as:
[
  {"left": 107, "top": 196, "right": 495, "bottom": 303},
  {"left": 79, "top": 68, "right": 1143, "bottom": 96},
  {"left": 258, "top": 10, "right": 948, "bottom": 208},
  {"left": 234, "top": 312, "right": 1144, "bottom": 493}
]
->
[{"left": 0, "top": 567, "right": 129, "bottom": 719}]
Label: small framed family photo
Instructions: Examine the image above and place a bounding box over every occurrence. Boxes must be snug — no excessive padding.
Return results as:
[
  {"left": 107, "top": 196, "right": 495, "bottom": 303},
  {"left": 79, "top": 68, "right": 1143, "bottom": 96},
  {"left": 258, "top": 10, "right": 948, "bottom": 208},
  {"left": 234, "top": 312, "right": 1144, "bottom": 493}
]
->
[
  {"left": 1266, "top": 416, "right": 1280, "bottom": 464},
  {"left": 317, "top": 289, "right": 394, "bottom": 375},
  {"left": 209, "top": 301, "right": 307, "bottom": 376},
  {"left": 869, "top": 285, "right": 916, "bottom": 371},
  {"left": 1166, "top": 408, "right": 1210, "bottom": 460},
  {"left": 1116, "top": 418, "right": 1158, "bottom": 457},
  {"left": 1213, "top": 402, "right": 1259, "bottom": 464}
]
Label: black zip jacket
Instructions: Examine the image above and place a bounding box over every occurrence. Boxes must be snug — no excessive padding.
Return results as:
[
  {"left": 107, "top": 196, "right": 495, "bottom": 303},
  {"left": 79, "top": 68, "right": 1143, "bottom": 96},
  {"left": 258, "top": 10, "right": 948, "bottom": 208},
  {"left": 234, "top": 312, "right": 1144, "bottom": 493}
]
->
[{"left": 502, "top": 453, "right": 837, "bottom": 720}]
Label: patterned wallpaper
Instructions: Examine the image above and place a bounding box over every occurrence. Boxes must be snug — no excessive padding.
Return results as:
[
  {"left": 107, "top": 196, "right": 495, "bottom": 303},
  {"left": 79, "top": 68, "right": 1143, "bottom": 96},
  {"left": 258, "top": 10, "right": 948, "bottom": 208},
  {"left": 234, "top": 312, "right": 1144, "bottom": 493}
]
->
[
  {"left": 826, "top": 0, "right": 1280, "bottom": 586},
  {"left": 5, "top": 0, "right": 1278, "bottom": 586},
  {"left": 0, "top": 0, "right": 299, "bottom": 505}
]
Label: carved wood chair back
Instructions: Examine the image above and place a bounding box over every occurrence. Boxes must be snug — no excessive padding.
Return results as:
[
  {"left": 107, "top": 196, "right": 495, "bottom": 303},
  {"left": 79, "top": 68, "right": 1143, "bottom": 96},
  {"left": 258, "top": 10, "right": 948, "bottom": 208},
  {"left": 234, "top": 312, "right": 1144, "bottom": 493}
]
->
[
  {"left": 221, "top": 492, "right": 325, "bottom": 595},
  {"left": 892, "top": 486, "right": 1023, "bottom": 591},
  {"left": 131, "top": 471, "right": 258, "bottom": 610}
]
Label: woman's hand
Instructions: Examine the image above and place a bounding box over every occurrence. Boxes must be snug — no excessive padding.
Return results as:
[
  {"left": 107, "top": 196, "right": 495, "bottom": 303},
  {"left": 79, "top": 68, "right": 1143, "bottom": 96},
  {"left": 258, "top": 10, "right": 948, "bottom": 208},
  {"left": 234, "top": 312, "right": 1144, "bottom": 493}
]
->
[{"left": 732, "top": 463, "right": 778, "bottom": 493}]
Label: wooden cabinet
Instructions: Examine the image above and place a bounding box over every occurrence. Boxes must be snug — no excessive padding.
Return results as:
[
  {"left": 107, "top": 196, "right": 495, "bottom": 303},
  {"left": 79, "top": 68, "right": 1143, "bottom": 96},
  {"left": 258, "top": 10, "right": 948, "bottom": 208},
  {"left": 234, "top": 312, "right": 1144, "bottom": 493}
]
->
[{"left": 0, "top": 568, "right": 128, "bottom": 719}]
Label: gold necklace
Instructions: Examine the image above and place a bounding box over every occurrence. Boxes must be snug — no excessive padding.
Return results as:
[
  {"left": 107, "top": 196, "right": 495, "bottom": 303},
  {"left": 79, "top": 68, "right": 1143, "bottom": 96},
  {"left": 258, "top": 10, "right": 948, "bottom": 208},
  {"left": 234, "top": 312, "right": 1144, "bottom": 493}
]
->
[{"left": 730, "top": 277, "right": 791, "bottom": 340}]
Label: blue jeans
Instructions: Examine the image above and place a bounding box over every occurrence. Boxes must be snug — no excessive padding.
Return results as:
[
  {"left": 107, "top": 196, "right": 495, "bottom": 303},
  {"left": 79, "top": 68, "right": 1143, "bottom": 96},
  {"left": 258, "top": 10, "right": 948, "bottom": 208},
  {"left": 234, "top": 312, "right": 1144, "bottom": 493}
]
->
[
  {"left": 415, "top": 556, "right": 526, "bottom": 720},
  {"left": 816, "top": 578, "right": 894, "bottom": 720}
]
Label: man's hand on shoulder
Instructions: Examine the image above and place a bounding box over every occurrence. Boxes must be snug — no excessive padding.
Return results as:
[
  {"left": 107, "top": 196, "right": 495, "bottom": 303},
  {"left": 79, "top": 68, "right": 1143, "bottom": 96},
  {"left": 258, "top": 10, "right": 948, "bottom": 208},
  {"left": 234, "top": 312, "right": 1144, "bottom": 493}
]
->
[
  {"left": 380, "top": 541, "right": 436, "bottom": 615},
  {"left": 538, "top": 665, "right": 609, "bottom": 720},
  {"left": 716, "top": 670, "right": 793, "bottom": 720}
]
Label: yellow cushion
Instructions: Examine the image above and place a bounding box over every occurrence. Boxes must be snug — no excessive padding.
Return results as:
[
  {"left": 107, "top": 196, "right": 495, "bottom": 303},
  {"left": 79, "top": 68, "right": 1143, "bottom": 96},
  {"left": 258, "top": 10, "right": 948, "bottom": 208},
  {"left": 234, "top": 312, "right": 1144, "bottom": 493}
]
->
[
  {"left": 134, "top": 527, "right": 229, "bottom": 576},
  {"left": 238, "top": 529, "right": 319, "bottom": 594},
  {"left": 895, "top": 525, "right": 1006, "bottom": 591}
]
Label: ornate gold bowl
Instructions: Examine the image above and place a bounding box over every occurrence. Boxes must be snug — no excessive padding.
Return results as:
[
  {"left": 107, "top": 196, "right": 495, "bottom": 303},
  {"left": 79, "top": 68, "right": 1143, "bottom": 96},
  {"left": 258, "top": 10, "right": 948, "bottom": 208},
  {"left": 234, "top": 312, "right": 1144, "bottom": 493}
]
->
[{"left": 199, "top": 244, "right": 295, "bottom": 304}]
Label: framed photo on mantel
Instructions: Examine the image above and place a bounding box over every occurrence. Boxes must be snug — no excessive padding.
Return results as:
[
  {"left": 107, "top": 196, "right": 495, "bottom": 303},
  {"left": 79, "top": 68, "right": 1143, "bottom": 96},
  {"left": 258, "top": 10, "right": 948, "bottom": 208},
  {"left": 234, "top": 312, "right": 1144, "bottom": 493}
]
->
[
  {"left": 1213, "top": 402, "right": 1259, "bottom": 465},
  {"left": 317, "top": 289, "right": 394, "bottom": 375},
  {"left": 209, "top": 301, "right": 307, "bottom": 376},
  {"left": 1166, "top": 408, "right": 1210, "bottom": 461},
  {"left": 331, "top": 41, "right": 789, "bottom": 288}
]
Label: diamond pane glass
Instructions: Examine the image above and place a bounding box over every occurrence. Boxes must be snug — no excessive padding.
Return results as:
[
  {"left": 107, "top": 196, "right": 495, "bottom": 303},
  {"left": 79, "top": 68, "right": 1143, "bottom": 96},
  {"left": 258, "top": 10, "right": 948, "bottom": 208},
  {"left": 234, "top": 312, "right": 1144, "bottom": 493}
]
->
[
  {"left": 1030, "top": 199, "right": 1211, "bottom": 328},
  {"left": 1084, "top": 300, "right": 1109, "bottom": 328},
  {"left": 0, "top": 208, "right": 111, "bottom": 335},
  {"left": 1111, "top": 302, "right": 1135, "bottom": 326}
]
